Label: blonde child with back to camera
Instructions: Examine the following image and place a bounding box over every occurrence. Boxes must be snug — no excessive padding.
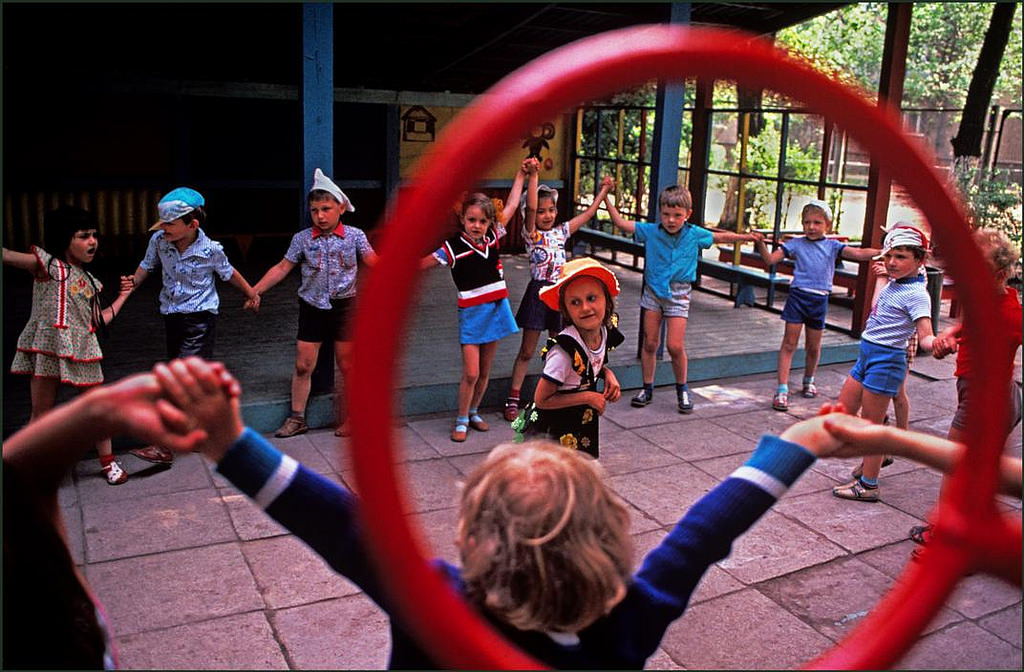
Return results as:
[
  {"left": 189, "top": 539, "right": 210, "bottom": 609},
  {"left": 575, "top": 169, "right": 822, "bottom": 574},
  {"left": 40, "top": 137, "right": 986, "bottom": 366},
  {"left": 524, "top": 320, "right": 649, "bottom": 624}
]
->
[
  {"left": 503, "top": 165, "right": 616, "bottom": 422},
  {"left": 511, "top": 257, "right": 624, "bottom": 458},
  {"left": 141, "top": 355, "right": 872, "bottom": 668},
  {"left": 421, "top": 161, "right": 529, "bottom": 442},
  {"left": 832, "top": 223, "right": 936, "bottom": 503},
  {"left": 752, "top": 198, "right": 879, "bottom": 411}
]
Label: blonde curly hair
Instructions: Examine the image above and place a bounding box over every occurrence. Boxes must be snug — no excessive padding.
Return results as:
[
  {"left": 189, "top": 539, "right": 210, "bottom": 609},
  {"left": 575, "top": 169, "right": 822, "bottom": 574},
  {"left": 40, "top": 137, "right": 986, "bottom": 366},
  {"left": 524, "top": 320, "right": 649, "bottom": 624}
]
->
[
  {"left": 457, "top": 440, "right": 632, "bottom": 633},
  {"left": 973, "top": 228, "right": 1020, "bottom": 281}
]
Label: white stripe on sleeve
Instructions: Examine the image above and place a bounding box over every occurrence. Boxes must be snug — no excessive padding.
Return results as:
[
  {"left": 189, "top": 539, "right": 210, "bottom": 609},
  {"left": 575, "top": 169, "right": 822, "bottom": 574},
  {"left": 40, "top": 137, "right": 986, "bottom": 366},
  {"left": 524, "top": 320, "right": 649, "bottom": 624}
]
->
[
  {"left": 732, "top": 465, "right": 787, "bottom": 500},
  {"left": 254, "top": 455, "right": 300, "bottom": 509}
]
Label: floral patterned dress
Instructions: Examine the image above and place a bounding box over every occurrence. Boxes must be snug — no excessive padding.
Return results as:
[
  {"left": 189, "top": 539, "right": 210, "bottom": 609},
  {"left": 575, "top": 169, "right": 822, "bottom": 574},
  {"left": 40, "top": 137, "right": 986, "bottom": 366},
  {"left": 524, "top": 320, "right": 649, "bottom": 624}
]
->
[
  {"left": 10, "top": 246, "right": 105, "bottom": 386},
  {"left": 513, "top": 321, "right": 624, "bottom": 458}
]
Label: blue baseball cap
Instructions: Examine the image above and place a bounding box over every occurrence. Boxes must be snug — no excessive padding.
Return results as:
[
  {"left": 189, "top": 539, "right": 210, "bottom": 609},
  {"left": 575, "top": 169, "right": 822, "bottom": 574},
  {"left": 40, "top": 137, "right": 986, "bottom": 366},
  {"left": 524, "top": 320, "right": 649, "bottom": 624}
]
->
[{"left": 151, "top": 187, "right": 205, "bottom": 230}]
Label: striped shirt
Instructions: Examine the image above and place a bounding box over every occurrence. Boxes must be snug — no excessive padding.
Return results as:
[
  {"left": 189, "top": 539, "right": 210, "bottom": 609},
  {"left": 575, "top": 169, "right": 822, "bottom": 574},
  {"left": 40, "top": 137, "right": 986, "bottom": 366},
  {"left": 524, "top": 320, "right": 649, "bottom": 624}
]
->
[
  {"left": 862, "top": 274, "right": 931, "bottom": 348},
  {"left": 140, "top": 229, "right": 235, "bottom": 315},
  {"left": 284, "top": 225, "right": 375, "bottom": 309},
  {"left": 434, "top": 224, "right": 509, "bottom": 308}
]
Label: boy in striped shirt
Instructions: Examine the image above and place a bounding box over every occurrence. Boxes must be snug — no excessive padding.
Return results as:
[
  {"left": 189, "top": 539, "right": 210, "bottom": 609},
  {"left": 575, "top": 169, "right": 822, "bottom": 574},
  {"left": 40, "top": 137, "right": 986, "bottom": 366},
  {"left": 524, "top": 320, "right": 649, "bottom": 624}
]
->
[{"left": 833, "top": 224, "right": 936, "bottom": 502}]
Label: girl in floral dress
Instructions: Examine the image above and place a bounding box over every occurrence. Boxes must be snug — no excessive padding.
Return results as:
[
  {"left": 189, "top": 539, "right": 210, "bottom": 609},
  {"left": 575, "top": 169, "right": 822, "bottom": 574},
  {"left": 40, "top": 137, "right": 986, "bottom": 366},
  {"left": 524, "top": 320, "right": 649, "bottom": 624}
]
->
[{"left": 4, "top": 206, "right": 134, "bottom": 484}]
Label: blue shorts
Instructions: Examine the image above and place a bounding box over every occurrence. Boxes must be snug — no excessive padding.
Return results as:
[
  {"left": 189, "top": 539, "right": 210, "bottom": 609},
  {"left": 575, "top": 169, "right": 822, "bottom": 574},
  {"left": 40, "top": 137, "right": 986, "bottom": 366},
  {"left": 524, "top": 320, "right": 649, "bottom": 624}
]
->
[
  {"left": 458, "top": 298, "right": 518, "bottom": 345},
  {"left": 849, "top": 339, "right": 907, "bottom": 397},
  {"left": 780, "top": 287, "right": 828, "bottom": 330},
  {"left": 515, "top": 278, "right": 562, "bottom": 333}
]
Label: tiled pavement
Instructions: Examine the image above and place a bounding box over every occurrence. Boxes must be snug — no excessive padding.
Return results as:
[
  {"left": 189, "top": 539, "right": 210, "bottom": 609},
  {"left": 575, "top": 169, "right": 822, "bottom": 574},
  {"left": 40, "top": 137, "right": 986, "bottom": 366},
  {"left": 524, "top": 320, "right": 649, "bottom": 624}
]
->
[{"left": 62, "top": 360, "right": 1022, "bottom": 670}]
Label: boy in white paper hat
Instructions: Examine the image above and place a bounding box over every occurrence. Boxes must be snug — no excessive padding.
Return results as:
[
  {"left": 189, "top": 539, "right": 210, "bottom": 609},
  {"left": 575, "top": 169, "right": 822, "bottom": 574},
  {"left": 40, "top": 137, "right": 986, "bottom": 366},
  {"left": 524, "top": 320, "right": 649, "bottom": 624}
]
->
[
  {"left": 247, "top": 169, "right": 378, "bottom": 438},
  {"left": 126, "top": 186, "right": 260, "bottom": 465},
  {"left": 832, "top": 223, "right": 936, "bottom": 503}
]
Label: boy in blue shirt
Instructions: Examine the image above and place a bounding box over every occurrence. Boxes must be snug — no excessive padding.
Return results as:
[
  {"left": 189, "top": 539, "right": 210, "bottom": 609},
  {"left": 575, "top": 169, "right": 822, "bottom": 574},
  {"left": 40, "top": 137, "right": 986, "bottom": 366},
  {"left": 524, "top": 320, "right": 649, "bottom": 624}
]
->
[
  {"left": 126, "top": 187, "right": 259, "bottom": 465},
  {"left": 604, "top": 184, "right": 757, "bottom": 413},
  {"left": 753, "top": 199, "right": 879, "bottom": 411}
]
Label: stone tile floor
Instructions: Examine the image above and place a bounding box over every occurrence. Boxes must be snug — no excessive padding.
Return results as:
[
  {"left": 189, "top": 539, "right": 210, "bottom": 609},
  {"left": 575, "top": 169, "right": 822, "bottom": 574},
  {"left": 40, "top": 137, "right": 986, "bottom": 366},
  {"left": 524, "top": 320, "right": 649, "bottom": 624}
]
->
[{"left": 61, "top": 361, "right": 1022, "bottom": 670}]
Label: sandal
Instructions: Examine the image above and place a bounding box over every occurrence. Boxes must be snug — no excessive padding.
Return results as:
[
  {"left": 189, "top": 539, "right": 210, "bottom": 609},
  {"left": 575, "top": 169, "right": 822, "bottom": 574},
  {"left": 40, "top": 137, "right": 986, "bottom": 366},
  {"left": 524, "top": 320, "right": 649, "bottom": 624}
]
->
[
  {"left": 832, "top": 479, "right": 880, "bottom": 502},
  {"left": 909, "top": 524, "right": 933, "bottom": 546},
  {"left": 772, "top": 392, "right": 789, "bottom": 411},
  {"left": 468, "top": 414, "right": 489, "bottom": 432},
  {"left": 850, "top": 455, "right": 894, "bottom": 480},
  {"left": 503, "top": 398, "right": 520, "bottom": 423}
]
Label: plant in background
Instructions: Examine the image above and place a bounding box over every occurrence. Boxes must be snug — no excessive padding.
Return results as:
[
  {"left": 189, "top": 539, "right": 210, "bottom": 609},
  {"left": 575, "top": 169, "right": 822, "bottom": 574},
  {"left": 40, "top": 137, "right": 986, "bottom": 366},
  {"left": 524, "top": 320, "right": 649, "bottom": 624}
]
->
[{"left": 952, "top": 166, "right": 1023, "bottom": 250}]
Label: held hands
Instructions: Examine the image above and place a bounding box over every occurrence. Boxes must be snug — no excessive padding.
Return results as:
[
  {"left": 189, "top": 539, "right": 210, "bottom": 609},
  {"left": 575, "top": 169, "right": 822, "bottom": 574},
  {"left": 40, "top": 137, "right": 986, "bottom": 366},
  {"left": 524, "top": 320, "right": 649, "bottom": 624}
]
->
[
  {"left": 932, "top": 333, "right": 957, "bottom": 359},
  {"left": 118, "top": 275, "right": 135, "bottom": 296},
  {"left": 522, "top": 157, "right": 540, "bottom": 175},
  {"left": 244, "top": 290, "right": 261, "bottom": 313},
  {"left": 599, "top": 175, "right": 615, "bottom": 193}
]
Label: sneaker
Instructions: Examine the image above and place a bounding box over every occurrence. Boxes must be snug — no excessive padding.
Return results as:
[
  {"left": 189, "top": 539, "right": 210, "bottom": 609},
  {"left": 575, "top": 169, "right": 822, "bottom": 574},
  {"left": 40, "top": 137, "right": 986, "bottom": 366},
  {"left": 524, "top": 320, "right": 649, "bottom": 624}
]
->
[
  {"left": 850, "top": 456, "right": 894, "bottom": 480},
  {"left": 631, "top": 389, "right": 653, "bottom": 407},
  {"left": 450, "top": 423, "right": 468, "bottom": 442},
  {"left": 772, "top": 392, "right": 789, "bottom": 411},
  {"left": 801, "top": 381, "right": 817, "bottom": 398},
  {"left": 503, "top": 398, "right": 520, "bottom": 423},
  {"left": 677, "top": 389, "right": 694, "bottom": 414},
  {"left": 275, "top": 415, "right": 308, "bottom": 438},
  {"left": 130, "top": 444, "right": 174, "bottom": 465},
  {"left": 832, "top": 479, "right": 880, "bottom": 502},
  {"left": 104, "top": 460, "right": 128, "bottom": 485},
  {"left": 468, "top": 414, "right": 489, "bottom": 432}
]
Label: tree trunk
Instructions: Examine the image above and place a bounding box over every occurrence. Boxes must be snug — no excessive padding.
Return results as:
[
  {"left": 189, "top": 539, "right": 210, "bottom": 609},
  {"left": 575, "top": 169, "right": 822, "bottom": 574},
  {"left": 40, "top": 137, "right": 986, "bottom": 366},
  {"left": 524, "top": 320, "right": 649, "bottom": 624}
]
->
[{"left": 950, "top": 2, "right": 1016, "bottom": 158}]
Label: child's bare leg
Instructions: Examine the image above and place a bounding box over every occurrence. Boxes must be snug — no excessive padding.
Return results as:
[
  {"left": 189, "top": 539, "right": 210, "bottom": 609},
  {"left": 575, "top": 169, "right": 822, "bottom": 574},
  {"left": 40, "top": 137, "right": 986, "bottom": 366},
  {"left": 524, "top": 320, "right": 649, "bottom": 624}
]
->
[
  {"left": 290, "top": 340, "right": 321, "bottom": 415},
  {"left": 29, "top": 375, "right": 59, "bottom": 421},
  {"left": 893, "top": 378, "right": 910, "bottom": 430},
  {"left": 664, "top": 317, "right": 688, "bottom": 384},
  {"left": 640, "top": 309, "right": 663, "bottom": 384},
  {"left": 777, "top": 323, "right": 802, "bottom": 387},
  {"left": 803, "top": 326, "right": 823, "bottom": 381},
  {"left": 857, "top": 390, "right": 891, "bottom": 479},
  {"left": 458, "top": 343, "right": 482, "bottom": 418},
  {"left": 509, "top": 329, "right": 541, "bottom": 395},
  {"left": 334, "top": 340, "right": 352, "bottom": 434},
  {"left": 471, "top": 341, "right": 499, "bottom": 411}
]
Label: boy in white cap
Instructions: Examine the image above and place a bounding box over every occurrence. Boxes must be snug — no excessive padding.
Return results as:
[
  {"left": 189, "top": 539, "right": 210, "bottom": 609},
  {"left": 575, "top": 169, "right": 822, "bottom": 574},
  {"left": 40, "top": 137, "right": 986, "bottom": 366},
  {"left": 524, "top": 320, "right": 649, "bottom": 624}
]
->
[
  {"left": 752, "top": 199, "right": 880, "bottom": 411},
  {"left": 832, "top": 223, "right": 936, "bottom": 502},
  {"left": 127, "top": 186, "right": 259, "bottom": 464},
  {"left": 247, "top": 169, "right": 378, "bottom": 438}
]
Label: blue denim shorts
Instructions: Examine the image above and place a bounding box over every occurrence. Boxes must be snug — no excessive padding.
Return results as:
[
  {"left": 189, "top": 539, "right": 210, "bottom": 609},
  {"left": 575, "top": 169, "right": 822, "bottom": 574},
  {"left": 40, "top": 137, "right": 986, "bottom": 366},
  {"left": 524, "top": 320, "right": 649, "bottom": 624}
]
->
[
  {"left": 780, "top": 287, "right": 829, "bottom": 330},
  {"left": 849, "top": 339, "right": 907, "bottom": 397}
]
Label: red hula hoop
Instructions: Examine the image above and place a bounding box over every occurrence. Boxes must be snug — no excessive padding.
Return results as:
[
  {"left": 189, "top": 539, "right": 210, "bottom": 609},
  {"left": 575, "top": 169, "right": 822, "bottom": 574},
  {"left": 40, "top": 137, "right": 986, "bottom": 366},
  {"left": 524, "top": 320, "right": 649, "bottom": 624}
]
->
[{"left": 347, "top": 25, "right": 1020, "bottom": 670}]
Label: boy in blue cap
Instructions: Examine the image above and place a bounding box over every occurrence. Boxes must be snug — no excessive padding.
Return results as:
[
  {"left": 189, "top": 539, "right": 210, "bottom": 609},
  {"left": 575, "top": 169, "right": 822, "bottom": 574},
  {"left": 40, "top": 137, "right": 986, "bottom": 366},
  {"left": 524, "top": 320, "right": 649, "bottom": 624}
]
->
[{"left": 125, "top": 187, "right": 259, "bottom": 464}]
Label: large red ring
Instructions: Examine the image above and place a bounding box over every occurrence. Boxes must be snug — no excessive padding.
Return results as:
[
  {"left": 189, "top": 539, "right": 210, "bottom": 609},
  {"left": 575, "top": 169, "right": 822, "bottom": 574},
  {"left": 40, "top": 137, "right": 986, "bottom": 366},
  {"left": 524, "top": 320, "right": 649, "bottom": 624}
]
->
[{"left": 349, "top": 25, "right": 1019, "bottom": 669}]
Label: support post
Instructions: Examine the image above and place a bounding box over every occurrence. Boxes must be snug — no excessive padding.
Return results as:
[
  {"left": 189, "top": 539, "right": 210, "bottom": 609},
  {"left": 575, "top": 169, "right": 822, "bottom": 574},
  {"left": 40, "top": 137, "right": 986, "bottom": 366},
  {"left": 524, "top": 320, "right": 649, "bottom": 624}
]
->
[
  {"left": 851, "top": 2, "right": 911, "bottom": 335},
  {"left": 302, "top": 2, "right": 336, "bottom": 399}
]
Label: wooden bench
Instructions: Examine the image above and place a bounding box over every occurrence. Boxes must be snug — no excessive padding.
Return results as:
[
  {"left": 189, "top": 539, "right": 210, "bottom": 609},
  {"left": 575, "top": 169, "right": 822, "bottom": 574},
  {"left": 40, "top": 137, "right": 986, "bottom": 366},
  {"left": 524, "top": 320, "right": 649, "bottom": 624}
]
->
[
  {"left": 572, "top": 227, "right": 645, "bottom": 269},
  {"left": 696, "top": 257, "right": 791, "bottom": 307}
]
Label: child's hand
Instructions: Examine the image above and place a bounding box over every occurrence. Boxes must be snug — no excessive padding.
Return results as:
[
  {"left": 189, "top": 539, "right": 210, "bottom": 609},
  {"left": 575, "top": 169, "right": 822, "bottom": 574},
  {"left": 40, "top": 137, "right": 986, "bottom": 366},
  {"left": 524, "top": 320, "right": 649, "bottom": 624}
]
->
[
  {"left": 522, "top": 158, "right": 540, "bottom": 175},
  {"left": 819, "top": 413, "right": 894, "bottom": 459},
  {"left": 586, "top": 391, "right": 607, "bottom": 415},
  {"left": 118, "top": 275, "right": 135, "bottom": 295},
  {"left": 244, "top": 294, "right": 261, "bottom": 313},
  {"left": 778, "top": 412, "right": 851, "bottom": 457},
  {"left": 603, "top": 370, "right": 621, "bottom": 402},
  {"left": 153, "top": 357, "right": 245, "bottom": 462},
  {"left": 871, "top": 260, "right": 888, "bottom": 278},
  {"left": 931, "top": 334, "right": 956, "bottom": 359},
  {"left": 751, "top": 231, "right": 765, "bottom": 244},
  {"left": 599, "top": 176, "right": 615, "bottom": 192}
]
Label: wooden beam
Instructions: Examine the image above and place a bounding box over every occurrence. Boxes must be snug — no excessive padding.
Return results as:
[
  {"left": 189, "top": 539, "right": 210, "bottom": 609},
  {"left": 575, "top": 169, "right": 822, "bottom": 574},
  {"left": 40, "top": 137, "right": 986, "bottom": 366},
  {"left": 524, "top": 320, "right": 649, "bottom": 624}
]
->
[{"left": 851, "top": 2, "right": 911, "bottom": 334}]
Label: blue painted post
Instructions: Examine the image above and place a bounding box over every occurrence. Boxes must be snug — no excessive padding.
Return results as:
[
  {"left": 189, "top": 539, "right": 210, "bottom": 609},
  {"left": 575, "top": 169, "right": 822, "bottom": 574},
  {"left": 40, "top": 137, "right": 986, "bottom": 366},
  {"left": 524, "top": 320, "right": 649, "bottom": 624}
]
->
[
  {"left": 639, "top": 2, "right": 689, "bottom": 364},
  {"left": 302, "top": 3, "right": 336, "bottom": 403}
]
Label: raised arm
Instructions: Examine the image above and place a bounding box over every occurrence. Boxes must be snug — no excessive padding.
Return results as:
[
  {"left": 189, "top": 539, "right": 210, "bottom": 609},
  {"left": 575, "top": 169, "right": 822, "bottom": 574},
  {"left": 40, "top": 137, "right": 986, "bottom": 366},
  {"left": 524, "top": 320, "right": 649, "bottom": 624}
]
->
[
  {"left": 840, "top": 244, "right": 882, "bottom": 262},
  {"left": 566, "top": 176, "right": 615, "bottom": 235},
  {"left": 819, "top": 413, "right": 1022, "bottom": 498},
  {"left": 603, "top": 192, "right": 636, "bottom": 234},
  {"left": 2, "top": 247, "right": 40, "bottom": 273},
  {"left": 523, "top": 166, "right": 540, "bottom": 236},
  {"left": 500, "top": 159, "right": 532, "bottom": 226},
  {"left": 711, "top": 229, "right": 758, "bottom": 244},
  {"left": 753, "top": 233, "right": 785, "bottom": 266}
]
